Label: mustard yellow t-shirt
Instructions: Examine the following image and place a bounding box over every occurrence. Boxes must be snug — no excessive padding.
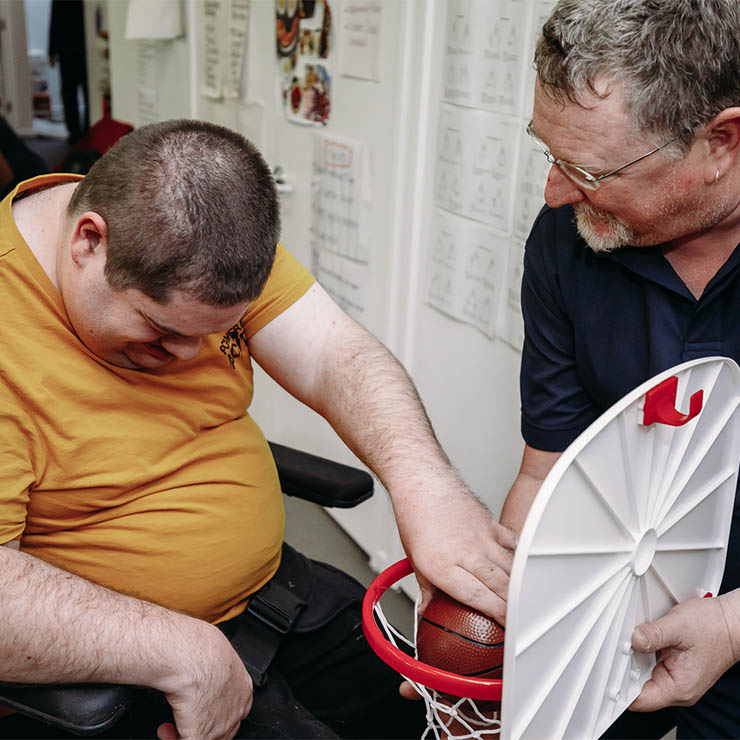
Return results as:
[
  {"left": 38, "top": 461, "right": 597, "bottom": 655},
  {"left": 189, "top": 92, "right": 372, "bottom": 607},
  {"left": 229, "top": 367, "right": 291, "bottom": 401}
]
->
[{"left": 0, "top": 175, "right": 315, "bottom": 624}]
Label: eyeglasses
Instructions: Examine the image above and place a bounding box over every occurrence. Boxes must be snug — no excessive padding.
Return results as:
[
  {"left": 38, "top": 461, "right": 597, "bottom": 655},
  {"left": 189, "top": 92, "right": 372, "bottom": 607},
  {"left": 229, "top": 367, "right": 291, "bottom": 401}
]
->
[{"left": 526, "top": 121, "right": 677, "bottom": 191}]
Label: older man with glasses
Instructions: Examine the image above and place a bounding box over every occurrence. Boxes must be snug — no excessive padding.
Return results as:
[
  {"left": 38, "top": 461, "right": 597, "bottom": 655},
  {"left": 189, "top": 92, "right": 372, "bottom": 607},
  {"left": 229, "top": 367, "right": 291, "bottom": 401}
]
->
[{"left": 501, "top": 1, "right": 740, "bottom": 738}]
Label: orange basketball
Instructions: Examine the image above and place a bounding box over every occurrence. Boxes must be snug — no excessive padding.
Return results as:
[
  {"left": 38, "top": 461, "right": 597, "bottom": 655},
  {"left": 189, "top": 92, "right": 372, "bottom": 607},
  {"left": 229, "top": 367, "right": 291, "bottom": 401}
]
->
[{"left": 416, "top": 591, "right": 504, "bottom": 682}]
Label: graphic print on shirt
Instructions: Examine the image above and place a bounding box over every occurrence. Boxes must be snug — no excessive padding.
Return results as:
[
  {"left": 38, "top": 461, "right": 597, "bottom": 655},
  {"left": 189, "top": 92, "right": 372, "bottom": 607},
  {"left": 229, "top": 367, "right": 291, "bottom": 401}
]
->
[{"left": 220, "top": 323, "right": 248, "bottom": 369}]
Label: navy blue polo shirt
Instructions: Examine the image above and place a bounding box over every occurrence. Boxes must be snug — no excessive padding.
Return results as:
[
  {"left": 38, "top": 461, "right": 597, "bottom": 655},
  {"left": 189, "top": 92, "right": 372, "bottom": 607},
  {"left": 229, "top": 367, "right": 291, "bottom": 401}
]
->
[
  {"left": 520, "top": 203, "right": 740, "bottom": 738},
  {"left": 521, "top": 204, "right": 740, "bottom": 452}
]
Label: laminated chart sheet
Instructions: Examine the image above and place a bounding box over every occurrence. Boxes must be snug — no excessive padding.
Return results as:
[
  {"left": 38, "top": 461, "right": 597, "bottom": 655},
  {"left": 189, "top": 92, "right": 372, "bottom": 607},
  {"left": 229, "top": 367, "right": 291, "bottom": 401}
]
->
[
  {"left": 426, "top": 0, "right": 557, "bottom": 351},
  {"left": 310, "top": 133, "right": 372, "bottom": 323}
]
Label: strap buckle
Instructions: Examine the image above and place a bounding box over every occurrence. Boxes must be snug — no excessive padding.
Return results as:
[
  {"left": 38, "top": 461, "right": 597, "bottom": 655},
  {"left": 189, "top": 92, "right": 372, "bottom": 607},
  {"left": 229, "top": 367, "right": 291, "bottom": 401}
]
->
[{"left": 246, "top": 580, "right": 306, "bottom": 634}]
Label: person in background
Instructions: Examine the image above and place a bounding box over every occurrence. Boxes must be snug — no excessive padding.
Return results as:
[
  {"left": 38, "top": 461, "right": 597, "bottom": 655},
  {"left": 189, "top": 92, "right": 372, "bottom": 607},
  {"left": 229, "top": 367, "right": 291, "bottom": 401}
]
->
[
  {"left": 500, "top": 1, "right": 740, "bottom": 737},
  {"left": 0, "top": 114, "right": 46, "bottom": 199},
  {"left": 49, "top": 0, "right": 89, "bottom": 143}
]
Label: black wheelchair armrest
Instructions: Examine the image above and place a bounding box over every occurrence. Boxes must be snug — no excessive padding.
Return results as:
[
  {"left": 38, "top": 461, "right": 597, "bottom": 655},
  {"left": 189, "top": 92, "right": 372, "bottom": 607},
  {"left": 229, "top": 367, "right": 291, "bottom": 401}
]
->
[
  {"left": 0, "top": 683, "right": 139, "bottom": 736},
  {"left": 0, "top": 443, "right": 374, "bottom": 736},
  {"left": 268, "top": 442, "right": 374, "bottom": 508}
]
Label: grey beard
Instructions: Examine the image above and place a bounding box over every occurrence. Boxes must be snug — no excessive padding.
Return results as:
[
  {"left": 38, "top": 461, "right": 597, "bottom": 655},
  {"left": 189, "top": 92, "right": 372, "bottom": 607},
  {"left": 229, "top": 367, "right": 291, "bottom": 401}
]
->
[{"left": 573, "top": 203, "right": 636, "bottom": 253}]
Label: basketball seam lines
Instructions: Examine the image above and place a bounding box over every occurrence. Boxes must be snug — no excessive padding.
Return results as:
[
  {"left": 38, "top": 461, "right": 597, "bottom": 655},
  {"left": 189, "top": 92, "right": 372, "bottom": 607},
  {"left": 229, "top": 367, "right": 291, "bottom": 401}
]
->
[
  {"left": 466, "top": 663, "right": 504, "bottom": 677},
  {"left": 419, "top": 617, "right": 505, "bottom": 649}
]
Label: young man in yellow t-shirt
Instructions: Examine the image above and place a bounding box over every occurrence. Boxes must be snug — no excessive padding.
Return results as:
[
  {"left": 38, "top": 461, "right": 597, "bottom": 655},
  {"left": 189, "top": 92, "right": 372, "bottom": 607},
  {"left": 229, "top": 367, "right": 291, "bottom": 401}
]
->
[{"left": 0, "top": 119, "right": 516, "bottom": 739}]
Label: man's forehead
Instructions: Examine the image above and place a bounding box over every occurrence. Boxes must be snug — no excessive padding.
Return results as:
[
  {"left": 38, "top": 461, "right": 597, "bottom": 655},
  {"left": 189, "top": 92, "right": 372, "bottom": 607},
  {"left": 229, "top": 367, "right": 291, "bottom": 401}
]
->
[
  {"left": 532, "top": 78, "right": 632, "bottom": 155},
  {"left": 135, "top": 289, "right": 248, "bottom": 335}
]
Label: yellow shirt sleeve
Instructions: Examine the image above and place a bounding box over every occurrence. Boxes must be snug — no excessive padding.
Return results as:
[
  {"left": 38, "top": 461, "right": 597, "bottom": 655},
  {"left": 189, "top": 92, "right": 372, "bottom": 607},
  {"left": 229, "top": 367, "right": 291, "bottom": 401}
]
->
[{"left": 242, "top": 244, "right": 315, "bottom": 338}]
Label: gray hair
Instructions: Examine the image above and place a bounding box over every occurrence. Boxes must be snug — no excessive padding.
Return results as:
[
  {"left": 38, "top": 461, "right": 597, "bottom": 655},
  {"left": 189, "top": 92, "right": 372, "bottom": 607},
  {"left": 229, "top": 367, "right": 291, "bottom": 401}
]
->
[{"left": 535, "top": 0, "right": 740, "bottom": 149}]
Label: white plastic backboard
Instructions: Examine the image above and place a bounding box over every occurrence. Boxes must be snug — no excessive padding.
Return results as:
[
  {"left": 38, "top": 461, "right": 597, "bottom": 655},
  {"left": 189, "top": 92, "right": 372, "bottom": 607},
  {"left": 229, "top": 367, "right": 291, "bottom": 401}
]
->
[{"left": 501, "top": 357, "right": 740, "bottom": 740}]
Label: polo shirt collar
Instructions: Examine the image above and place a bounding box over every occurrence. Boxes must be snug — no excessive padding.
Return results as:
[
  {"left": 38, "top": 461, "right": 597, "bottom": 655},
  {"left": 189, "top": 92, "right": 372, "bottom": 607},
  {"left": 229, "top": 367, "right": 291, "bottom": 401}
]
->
[{"left": 601, "top": 240, "right": 740, "bottom": 303}]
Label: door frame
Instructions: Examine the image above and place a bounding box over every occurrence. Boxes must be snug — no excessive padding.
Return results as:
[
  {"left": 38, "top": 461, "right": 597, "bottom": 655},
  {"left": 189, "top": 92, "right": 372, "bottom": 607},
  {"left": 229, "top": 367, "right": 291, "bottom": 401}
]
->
[{"left": 0, "top": 0, "right": 34, "bottom": 135}]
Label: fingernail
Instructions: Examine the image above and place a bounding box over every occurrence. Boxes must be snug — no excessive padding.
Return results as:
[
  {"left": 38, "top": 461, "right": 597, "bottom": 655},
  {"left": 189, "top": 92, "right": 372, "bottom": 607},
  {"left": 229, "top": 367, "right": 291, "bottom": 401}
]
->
[{"left": 634, "top": 628, "right": 650, "bottom": 651}]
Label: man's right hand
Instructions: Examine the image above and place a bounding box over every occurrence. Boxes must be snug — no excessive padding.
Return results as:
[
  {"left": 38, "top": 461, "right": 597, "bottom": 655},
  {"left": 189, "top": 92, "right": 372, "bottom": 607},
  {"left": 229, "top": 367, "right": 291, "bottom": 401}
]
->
[
  {"left": 156, "top": 623, "right": 253, "bottom": 740},
  {"left": 0, "top": 546, "right": 254, "bottom": 740}
]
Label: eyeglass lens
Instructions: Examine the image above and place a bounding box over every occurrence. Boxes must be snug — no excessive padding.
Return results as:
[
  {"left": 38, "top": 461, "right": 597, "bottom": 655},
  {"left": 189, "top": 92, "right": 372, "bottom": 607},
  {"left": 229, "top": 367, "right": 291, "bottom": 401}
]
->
[{"left": 557, "top": 161, "right": 599, "bottom": 190}]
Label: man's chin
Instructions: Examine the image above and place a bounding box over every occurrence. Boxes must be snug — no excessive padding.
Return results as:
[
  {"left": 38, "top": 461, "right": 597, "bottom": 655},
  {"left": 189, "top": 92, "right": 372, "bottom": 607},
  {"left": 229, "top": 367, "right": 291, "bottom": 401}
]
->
[
  {"left": 118, "top": 344, "right": 175, "bottom": 370},
  {"left": 573, "top": 204, "right": 635, "bottom": 253}
]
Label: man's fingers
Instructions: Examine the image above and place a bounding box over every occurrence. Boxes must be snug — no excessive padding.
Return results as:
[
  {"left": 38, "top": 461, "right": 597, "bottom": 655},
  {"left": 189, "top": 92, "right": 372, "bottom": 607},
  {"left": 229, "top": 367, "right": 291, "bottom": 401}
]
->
[
  {"left": 413, "top": 570, "right": 436, "bottom": 617},
  {"left": 399, "top": 680, "right": 423, "bottom": 700},
  {"left": 468, "top": 550, "right": 511, "bottom": 598},
  {"left": 632, "top": 619, "right": 673, "bottom": 653},
  {"left": 415, "top": 564, "right": 507, "bottom": 623},
  {"left": 493, "top": 521, "right": 518, "bottom": 553},
  {"left": 629, "top": 679, "right": 662, "bottom": 712},
  {"left": 434, "top": 565, "right": 508, "bottom": 624},
  {"left": 629, "top": 662, "right": 678, "bottom": 712},
  {"left": 157, "top": 722, "right": 179, "bottom": 740}
]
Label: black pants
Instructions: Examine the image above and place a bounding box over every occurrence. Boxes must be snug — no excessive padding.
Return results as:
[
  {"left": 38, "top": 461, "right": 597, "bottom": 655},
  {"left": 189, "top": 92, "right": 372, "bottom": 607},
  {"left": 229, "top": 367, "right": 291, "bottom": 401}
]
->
[
  {"left": 599, "top": 707, "right": 676, "bottom": 740},
  {"left": 1, "top": 559, "right": 425, "bottom": 739},
  {"left": 57, "top": 51, "right": 88, "bottom": 141}
]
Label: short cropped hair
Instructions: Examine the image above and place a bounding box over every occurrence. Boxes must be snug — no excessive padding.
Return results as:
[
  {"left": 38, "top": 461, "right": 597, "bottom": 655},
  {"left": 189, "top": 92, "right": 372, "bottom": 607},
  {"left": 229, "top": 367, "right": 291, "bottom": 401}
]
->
[
  {"left": 67, "top": 119, "right": 280, "bottom": 305},
  {"left": 535, "top": 0, "right": 740, "bottom": 148}
]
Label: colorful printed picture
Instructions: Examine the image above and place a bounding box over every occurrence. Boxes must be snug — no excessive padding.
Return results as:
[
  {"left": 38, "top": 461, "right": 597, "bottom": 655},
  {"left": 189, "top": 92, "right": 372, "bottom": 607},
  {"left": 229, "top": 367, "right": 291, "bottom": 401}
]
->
[{"left": 276, "top": 0, "right": 332, "bottom": 125}]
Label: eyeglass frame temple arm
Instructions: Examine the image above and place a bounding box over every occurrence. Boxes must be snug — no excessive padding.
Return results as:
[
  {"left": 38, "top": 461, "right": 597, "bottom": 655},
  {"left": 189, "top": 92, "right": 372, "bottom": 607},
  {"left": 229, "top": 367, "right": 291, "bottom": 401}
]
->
[{"left": 526, "top": 120, "right": 677, "bottom": 185}]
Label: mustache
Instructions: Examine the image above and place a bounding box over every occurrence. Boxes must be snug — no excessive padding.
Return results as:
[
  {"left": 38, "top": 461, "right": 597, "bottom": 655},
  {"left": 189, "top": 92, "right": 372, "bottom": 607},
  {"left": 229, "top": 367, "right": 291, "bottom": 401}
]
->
[{"left": 573, "top": 202, "right": 622, "bottom": 228}]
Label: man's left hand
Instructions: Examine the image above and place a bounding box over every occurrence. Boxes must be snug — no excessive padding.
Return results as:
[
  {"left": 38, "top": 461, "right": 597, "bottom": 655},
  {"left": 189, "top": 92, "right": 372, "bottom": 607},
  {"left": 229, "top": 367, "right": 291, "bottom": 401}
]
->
[{"left": 630, "top": 594, "right": 740, "bottom": 711}]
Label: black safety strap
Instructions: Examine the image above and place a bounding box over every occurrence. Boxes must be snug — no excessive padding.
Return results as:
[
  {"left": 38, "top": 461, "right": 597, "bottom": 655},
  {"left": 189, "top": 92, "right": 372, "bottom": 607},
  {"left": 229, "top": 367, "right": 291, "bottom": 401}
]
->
[{"left": 224, "top": 543, "right": 312, "bottom": 687}]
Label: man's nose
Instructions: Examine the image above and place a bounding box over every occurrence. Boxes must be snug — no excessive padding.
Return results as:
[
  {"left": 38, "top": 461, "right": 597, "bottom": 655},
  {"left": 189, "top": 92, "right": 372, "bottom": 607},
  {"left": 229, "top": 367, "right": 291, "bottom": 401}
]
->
[
  {"left": 160, "top": 335, "right": 202, "bottom": 361},
  {"left": 544, "top": 165, "right": 586, "bottom": 208}
]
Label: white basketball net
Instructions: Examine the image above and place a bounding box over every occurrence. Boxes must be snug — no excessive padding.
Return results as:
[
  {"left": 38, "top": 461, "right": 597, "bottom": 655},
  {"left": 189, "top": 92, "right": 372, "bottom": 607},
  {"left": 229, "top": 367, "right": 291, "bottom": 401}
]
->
[{"left": 373, "top": 600, "right": 502, "bottom": 739}]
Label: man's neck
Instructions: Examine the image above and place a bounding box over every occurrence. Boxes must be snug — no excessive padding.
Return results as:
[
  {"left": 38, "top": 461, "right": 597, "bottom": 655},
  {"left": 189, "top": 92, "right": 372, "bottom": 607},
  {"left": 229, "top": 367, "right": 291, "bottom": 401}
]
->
[
  {"left": 11, "top": 182, "right": 76, "bottom": 290},
  {"left": 661, "top": 204, "right": 740, "bottom": 300}
]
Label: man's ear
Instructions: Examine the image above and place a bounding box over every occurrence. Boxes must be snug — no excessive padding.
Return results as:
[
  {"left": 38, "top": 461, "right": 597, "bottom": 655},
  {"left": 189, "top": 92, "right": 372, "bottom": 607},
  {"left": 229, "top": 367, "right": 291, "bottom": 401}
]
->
[
  {"left": 703, "top": 107, "right": 740, "bottom": 185},
  {"left": 69, "top": 211, "right": 109, "bottom": 266}
]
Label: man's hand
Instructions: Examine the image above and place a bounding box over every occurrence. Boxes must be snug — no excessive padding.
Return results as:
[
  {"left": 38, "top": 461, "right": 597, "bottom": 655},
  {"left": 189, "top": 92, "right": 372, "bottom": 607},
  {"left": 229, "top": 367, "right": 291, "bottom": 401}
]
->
[
  {"left": 394, "top": 485, "right": 516, "bottom": 625},
  {"left": 0, "top": 547, "right": 253, "bottom": 740},
  {"left": 630, "top": 594, "right": 740, "bottom": 711},
  {"left": 156, "top": 623, "right": 253, "bottom": 740}
]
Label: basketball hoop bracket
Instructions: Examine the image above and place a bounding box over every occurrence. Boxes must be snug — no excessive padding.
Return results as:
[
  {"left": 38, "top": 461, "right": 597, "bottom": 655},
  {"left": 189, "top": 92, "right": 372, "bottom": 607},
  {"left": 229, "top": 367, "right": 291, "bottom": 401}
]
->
[{"left": 642, "top": 375, "right": 703, "bottom": 427}]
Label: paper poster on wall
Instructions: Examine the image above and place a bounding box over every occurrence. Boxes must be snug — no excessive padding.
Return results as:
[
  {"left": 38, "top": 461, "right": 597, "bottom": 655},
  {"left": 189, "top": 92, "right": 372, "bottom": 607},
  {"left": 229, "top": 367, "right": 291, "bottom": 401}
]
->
[
  {"left": 513, "top": 125, "right": 549, "bottom": 239},
  {"left": 224, "top": 0, "right": 250, "bottom": 98},
  {"left": 125, "top": 0, "right": 183, "bottom": 40},
  {"left": 311, "top": 247, "right": 370, "bottom": 323},
  {"left": 522, "top": 0, "right": 558, "bottom": 117},
  {"left": 339, "top": 0, "right": 382, "bottom": 81},
  {"left": 435, "top": 103, "right": 519, "bottom": 233},
  {"left": 136, "top": 41, "right": 159, "bottom": 125},
  {"left": 310, "top": 133, "right": 371, "bottom": 262},
  {"left": 426, "top": 209, "right": 507, "bottom": 339},
  {"left": 310, "top": 133, "right": 372, "bottom": 323},
  {"left": 499, "top": 236, "right": 525, "bottom": 351},
  {"left": 443, "top": 0, "right": 529, "bottom": 117},
  {"left": 430, "top": 0, "right": 554, "bottom": 355},
  {"left": 276, "top": 0, "right": 333, "bottom": 125},
  {"left": 202, "top": 0, "right": 225, "bottom": 98},
  {"left": 200, "top": 0, "right": 249, "bottom": 100}
]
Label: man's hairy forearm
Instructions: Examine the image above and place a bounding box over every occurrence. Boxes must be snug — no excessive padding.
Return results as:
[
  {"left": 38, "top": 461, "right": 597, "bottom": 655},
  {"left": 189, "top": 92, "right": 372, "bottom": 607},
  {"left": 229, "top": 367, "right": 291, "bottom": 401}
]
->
[
  {"left": 0, "top": 546, "right": 224, "bottom": 691},
  {"left": 314, "top": 318, "right": 463, "bottom": 499}
]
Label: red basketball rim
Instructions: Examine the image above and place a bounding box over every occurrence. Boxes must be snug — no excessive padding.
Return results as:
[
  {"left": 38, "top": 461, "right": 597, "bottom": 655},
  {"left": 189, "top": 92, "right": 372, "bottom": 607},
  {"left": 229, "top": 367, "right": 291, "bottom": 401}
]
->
[{"left": 362, "top": 558, "right": 503, "bottom": 702}]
